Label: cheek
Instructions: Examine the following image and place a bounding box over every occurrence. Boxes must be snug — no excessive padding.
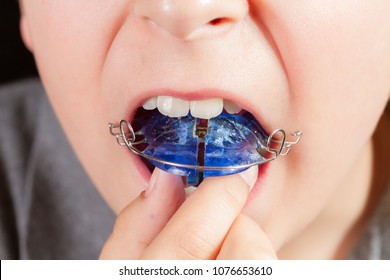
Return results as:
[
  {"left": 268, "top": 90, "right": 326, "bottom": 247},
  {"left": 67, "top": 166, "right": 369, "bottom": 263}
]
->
[
  {"left": 263, "top": 0, "right": 390, "bottom": 169},
  {"left": 22, "top": 1, "right": 121, "bottom": 154},
  {"left": 23, "top": 1, "right": 129, "bottom": 94},
  {"left": 22, "top": 1, "right": 146, "bottom": 211},
  {"left": 246, "top": 0, "right": 390, "bottom": 244},
  {"left": 294, "top": 2, "right": 389, "bottom": 170},
  {"left": 264, "top": 0, "right": 390, "bottom": 115}
]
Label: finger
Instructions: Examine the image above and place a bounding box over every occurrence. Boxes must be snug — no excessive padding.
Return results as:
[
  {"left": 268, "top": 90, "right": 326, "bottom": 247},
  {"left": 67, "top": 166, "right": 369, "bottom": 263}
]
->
[
  {"left": 217, "top": 214, "right": 277, "bottom": 260},
  {"left": 100, "top": 168, "right": 185, "bottom": 259},
  {"left": 141, "top": 166, "right": 258, "bottom": 260}
]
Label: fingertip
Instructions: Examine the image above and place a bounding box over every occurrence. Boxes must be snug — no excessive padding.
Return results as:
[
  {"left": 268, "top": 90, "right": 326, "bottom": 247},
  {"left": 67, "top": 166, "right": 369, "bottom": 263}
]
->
[
  {"left": 144, "top": 168, "right": 185, "bottom": 198},
  {"left": 218, "top": 214, "right": 277, "bottom": 260},
  {"left": 194, "top": 169, "right": 256, "bottom": 211},
  {"left": 101, "top": 169, "right": 186, "bottom": 259},
  {"left": 238, "top": 166, "right": 258, "bottom": 190}
]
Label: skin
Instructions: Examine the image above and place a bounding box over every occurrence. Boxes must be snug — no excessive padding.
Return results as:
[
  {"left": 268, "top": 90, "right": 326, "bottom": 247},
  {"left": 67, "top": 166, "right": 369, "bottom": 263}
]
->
[{"left": 19, "top": 0, "right": 390, "bottom": 259}]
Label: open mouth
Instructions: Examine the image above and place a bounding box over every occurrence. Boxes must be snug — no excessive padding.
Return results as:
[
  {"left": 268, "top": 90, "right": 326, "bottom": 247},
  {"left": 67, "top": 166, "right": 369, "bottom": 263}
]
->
[{"left": 109, "top": 96, "right": 302, "bottom": 187}]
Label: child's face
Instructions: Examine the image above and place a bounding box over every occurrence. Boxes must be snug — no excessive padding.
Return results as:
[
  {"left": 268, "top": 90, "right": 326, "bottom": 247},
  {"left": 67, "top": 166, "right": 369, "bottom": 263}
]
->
[{"left": 21, "top": 1, "right": 390, "bottom": 250}]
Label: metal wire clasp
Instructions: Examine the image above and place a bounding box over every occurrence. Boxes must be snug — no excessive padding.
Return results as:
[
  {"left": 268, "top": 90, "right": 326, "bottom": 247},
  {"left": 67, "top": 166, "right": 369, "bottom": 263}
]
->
[
  {"left": 109, "top": 120, "right": 136, "bottom": 146},
  {"left": 266, "top": 129, "right": 303, "bottom": 157}
]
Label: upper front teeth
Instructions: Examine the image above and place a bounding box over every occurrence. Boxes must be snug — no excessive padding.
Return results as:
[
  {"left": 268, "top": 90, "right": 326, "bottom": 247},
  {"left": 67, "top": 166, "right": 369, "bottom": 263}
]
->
[{"left": 142, "top": 96, "right": 241, "bottom": 119}]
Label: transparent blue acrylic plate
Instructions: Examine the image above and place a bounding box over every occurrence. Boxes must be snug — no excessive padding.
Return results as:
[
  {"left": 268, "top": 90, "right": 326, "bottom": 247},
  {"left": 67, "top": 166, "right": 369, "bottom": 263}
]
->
[
  {"left": 204, "top": 112, "right": 267, "bottom": 177},
  {"left": 133, "top": 111, "right": 268, "bottom": 185},
  {"left": 134, "top": 113, "right": 200, "bottom": 183}
]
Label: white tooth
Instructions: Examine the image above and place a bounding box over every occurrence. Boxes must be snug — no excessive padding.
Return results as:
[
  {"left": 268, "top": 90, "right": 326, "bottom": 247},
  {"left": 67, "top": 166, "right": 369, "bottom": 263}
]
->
[
  {"left": 223, "top": 100, "right": 242, "bottom": 114},
  {"left": 190, "top": 98, "right": 223, "bottom": 119},
  {"left": 157, "top": 96, "right": 190, "bottom": 117},
  {"left": 142, "top": 97, "right": 157, "bottom": 110}
]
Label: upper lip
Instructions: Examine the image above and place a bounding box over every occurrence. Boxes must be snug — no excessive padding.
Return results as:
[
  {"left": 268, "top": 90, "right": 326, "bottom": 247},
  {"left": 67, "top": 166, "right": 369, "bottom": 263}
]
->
[{"left": 126, "top": 88, "right": 273, "bottom": 135}]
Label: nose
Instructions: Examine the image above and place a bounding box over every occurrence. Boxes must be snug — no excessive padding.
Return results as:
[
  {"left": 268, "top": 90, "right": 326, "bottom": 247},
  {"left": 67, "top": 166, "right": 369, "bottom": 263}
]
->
[{"left": 134, "top": 0, "right": 249, "bottom": 40}]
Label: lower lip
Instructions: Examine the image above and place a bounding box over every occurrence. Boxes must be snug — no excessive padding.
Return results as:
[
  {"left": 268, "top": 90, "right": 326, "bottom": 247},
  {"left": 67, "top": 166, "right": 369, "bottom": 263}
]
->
[
  {"left": 246, "top": 163, "right": 268, "bottom": 206},
  {"left": 131, "top": 151, "right": 154, "bottom": 186}
]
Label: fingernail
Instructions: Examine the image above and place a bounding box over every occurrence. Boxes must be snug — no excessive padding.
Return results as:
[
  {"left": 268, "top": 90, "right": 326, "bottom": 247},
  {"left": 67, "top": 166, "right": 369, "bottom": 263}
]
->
[
  {"left": 144, "top": 168, "right": 184, "bottom": 198},
  {"left": 144, "top": 168, "right": 161, "bottom": 197},
  {"left": 238, "top": 166, "right": 258, "bottom": 190}
]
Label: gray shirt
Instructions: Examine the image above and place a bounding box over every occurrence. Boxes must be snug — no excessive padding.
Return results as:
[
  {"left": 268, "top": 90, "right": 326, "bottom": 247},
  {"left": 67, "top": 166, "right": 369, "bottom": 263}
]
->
[
  {"left": 0, "top": 79, "right": 115, "bottom": 259},
  {"left": 349, "top": 182, "right": 390, "bottom": 259},
  {"left": 0, "top": 79, "right": 389, "bottom": 259}
]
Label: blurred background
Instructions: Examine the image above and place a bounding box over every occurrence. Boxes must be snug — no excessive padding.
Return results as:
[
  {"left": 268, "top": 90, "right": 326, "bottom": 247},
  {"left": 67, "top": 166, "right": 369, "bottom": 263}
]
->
[{"left": 0, "top": 1, "right": 37, "bottom": 84}]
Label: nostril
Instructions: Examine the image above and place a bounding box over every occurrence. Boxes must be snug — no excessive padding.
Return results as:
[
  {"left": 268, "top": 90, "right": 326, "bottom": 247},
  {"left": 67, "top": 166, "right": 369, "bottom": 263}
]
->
[
  {"left": 208, "top": 17, "right": 233, "bottom": 26},
  {"left": 134, "top": 0, "right": 249, "bottom": 40}
]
